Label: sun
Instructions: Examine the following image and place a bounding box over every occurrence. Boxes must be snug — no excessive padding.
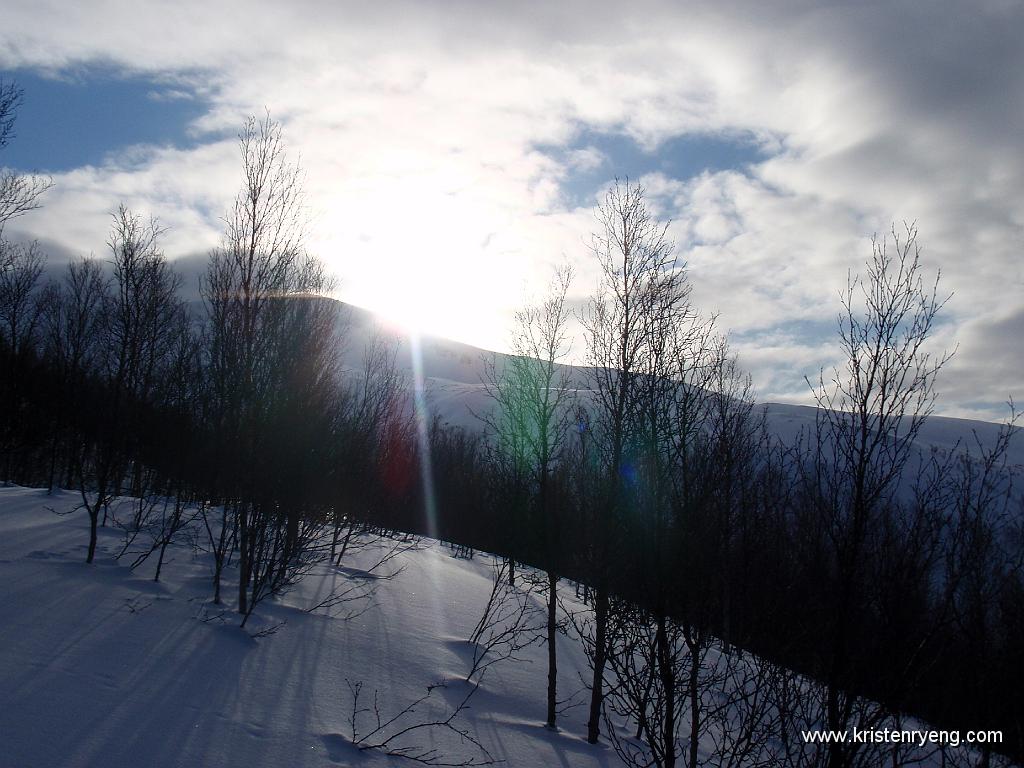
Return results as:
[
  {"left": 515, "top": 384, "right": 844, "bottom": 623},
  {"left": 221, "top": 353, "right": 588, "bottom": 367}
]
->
[
  {"left": 314, "top": 181, "right": 524, "bottom": 349},
  {"left": 356, "top": 262, "right": 514, "bottom": 350}
]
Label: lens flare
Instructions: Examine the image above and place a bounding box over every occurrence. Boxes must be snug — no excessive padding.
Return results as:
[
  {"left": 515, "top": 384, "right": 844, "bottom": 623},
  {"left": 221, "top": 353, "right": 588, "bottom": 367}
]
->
[{"left": 409, "top": 332, "right": 438, "bottom": 540}]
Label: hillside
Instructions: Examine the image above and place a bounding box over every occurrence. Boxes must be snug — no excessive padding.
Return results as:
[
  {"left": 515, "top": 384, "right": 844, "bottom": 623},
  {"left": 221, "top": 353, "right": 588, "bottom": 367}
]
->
[
  {"left": 3, "top": 485, "right": 1016, "bottom": 767},
  {"left": 0, "top": 485, "right": 624, "bottom": 768},
  {"left": 1, "top": 304, "right": 1018, "bottom": 768},
  {"left": 337, "top": 301, "right": 1024, "bottom": 465}
]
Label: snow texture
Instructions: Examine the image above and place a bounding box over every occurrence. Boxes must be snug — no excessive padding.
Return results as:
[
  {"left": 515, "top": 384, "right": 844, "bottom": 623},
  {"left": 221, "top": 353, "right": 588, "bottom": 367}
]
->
[{"left": 0, "top": 486, "right": 620, "bottom": 768}]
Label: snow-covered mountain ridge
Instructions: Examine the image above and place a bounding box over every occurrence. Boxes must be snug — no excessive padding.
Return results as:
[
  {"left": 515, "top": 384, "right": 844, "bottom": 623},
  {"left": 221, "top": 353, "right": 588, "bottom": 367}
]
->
[{"left": 336, "top": 301, "right": 1023, "bottom": 467}]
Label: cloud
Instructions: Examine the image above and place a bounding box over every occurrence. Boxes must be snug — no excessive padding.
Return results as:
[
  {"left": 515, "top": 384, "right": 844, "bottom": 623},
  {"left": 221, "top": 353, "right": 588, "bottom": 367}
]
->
[
  {"left": 145, "top": 88, "right": 193, "bottom": 102},
  {"left": 939, "top": 306, "right": 1024, "bottom": 421},
  {"left": 0, "top": 0, "right": 1021, "bottom": 419}
]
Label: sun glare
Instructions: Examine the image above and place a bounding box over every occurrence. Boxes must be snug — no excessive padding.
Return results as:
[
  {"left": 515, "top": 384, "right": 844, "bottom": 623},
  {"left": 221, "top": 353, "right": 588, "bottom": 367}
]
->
[
  {"left": 316, "top": 180, "right": 524, "bottom": 349},
  {"left": 362, "top": 268, "right": 512, "bottom": 348}
]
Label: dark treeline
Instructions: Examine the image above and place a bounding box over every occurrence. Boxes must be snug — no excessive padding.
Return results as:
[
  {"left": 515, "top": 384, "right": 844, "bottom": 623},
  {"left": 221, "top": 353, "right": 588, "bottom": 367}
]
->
[
  {"left": 428, "top": 189, "right": 1023, "bottom": 768},
  {"left": 0, "top": 114, "right": 422, "bottom": 627},
  {"left": 1, "top": 97, "right": 1021, "bottom": 767}
]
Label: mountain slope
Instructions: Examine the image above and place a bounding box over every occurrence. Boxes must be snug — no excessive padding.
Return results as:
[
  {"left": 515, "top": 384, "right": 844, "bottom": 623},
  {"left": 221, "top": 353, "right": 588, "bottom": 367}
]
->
[
  {"left": 0, "top": 485, "right": 620, "bottom": 768},
  {"left": 337, "top": 302, "right": 1023, "bottom": 465}
]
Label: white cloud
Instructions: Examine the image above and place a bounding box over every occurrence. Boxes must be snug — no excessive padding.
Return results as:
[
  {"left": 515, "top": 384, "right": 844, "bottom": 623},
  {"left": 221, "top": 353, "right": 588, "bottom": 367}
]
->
[{"left": 1, "top": 0, "right": 1021, "bottom": 419}]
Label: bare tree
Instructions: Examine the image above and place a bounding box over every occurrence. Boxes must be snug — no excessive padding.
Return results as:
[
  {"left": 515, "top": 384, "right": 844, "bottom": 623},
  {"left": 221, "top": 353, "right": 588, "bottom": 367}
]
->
[
  {"left": 939, "top": 410, "right": 1022, "bottom": 768},
  {"left": 108, "top": 205, "right": 185, "bottom": 500},
  {"left": 240, "top": 257, "right": 341, "bottom": 627},
  {"left": 704, "top": 650, "right": 781, "bottom": 768},
  {"left": 805, "top": 223, "right": 953, "bottom": 768},
  {"left": 0, "top": 80, "right": 52, "bottom": 232},
  {"left": 202, "top": 112, "right": 348, "bottom": 625},
  {"left": 0, "top": 80, "right": 52, "bottom": 484},
  {"left": 70, "top": 205, "right": 186, "bottom": 563},
  {"left": 0, "top": 238, "right": 45, "bottom": 356},
  {"left": 331, "top": 327, "right": 409, "bottom": 564},
  {"left": 39, "top": 256, "right": 109, "bottom": 491},
  {"left": 0, "top": 80, "right": 19, "bottom": 151},
  {"left": 579, "top": 178, "right": 689, "bottom": 744},
  {"left": 465, "top": 557, "right": 544, "bottom": 683},
  {"left": 202, "top": 111, "right": 308, "bottom": 615},
  {"left": 344, "top": 677, "right": 497, "bottom": 766},
  {"left": 482, "top": 263, "right": 575, "bottom": 727},
  {"left": 0, "top": 237, "right": 46, "bottom": 483},
  {"left": 601, "top": 600, "right": 689, "bottom": 768}
]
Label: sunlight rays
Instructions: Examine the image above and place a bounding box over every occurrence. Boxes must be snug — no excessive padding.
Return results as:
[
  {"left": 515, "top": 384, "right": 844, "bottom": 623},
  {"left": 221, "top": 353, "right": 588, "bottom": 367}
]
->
[{"left": 409, "top": 332, "right": 438, "bottom": 541}]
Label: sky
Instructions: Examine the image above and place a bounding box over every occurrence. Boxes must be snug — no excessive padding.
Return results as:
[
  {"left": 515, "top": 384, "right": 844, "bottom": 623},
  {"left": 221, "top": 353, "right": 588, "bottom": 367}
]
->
[{"left": 0, "top": 0, "right": 1021, "bottom": 422}]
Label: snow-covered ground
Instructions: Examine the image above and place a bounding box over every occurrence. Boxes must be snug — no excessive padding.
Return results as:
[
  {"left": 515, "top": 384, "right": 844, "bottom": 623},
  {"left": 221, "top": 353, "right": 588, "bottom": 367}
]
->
[
  {"left": 0, "top": 485, "right": 620, "bottom": 768},
  {"left": 2, "top": 485, "right": 1016, "bottom": 767}
]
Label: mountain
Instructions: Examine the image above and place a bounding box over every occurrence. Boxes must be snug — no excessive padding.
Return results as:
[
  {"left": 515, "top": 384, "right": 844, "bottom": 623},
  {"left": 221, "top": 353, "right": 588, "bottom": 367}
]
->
[{"left": 335, "top": 301, "right": 1024, "bottom": 467}]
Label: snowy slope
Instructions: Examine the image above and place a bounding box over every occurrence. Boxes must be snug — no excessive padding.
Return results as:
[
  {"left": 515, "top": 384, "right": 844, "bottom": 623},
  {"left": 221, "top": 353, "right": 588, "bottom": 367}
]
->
[
  {"left": 0, "top": 486, "right": 621, "bottom": 768},
  {"left": 2, "top": 486, "right": 1016, "bottom": 767}
]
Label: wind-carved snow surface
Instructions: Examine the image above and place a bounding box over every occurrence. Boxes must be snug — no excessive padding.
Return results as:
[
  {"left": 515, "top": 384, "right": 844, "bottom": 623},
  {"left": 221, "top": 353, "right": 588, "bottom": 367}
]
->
[
  {"left": 0, "top": 486, "right": 624, "bottom": 767},
  {"left": 1, "top": 486, "right": 1012, "bottom": 767}
]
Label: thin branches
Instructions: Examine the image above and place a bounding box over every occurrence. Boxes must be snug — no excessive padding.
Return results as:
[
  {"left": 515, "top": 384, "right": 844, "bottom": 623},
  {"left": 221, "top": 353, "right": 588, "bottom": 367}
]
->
[
  {"left": 466, "top": 558, "right": 544, "bottom": 683},
  {"left": 345, "top": 677, "right": 499, "bottom": 767}
]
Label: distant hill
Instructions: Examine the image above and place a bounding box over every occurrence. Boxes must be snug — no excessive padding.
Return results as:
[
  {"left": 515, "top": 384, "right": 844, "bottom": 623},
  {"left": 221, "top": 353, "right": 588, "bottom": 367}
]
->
[{"left": 334, "top": 300, "right": 1024, "bottom": 468}]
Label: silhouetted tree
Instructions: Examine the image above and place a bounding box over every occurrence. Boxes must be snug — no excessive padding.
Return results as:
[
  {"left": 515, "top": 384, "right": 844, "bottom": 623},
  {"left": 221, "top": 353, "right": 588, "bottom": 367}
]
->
[
  {"left": 202, "top": 111, "right": 307, "bottom": 614},
  {"left": 39, "top": 257, "right": 109, "bottom": 491},
  {"left": 0, "top": 238, "right": 45, "bottom": 482},
  {"left": 579, "top": 178, "right": 689, "bottom": 745},
  {"left": 77, "top": 206, "right": 185, "bottom": 563},
  {"left": 483, "top": 264, "right": 574, "bottom": 728},
  {"left": 803, "top": 223, "right": 953, "bottom": 767},
  {"left": 0, "top": 79, "right": 51, "bottom": 231}
]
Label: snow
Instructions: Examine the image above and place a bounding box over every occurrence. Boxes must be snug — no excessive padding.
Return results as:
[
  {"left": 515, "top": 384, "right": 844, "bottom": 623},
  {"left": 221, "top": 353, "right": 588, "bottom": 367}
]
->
[
  {"left": 339, "top": 303, "right": 1023, "bottom": 464},
  {"left": 1, "top": 483, "right": 1014, "bottom": 766},
  {"left": 761, "top": 401, "right": 1024, "bottom": 469},
  {"left": 2, "top": 306, "right": 1016, "bottom": 766},
  {"left": 0, "top": 485, "right": 620, "bottom": 768}
]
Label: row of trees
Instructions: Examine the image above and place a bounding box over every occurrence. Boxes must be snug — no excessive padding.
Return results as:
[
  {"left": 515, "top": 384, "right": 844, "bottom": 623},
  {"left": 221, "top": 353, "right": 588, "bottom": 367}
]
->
[
  {"left": 0, "top": 108, "right": 416, "bottom": 627},
  {"left": 466, "top": 184, "right": 1021, "bottom": 766},
  {"left": 1, "top": 78, "right": 1020, "bottom": 764}
]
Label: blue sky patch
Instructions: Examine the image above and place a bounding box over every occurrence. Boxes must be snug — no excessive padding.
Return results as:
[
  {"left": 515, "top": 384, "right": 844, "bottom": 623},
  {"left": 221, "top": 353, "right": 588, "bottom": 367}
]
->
[
  {"left": 0, "top": 67, "right": 209, "bottom": 173},
  {"left": 545, "top": 128, "right": 770, "bottom": 208}
]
